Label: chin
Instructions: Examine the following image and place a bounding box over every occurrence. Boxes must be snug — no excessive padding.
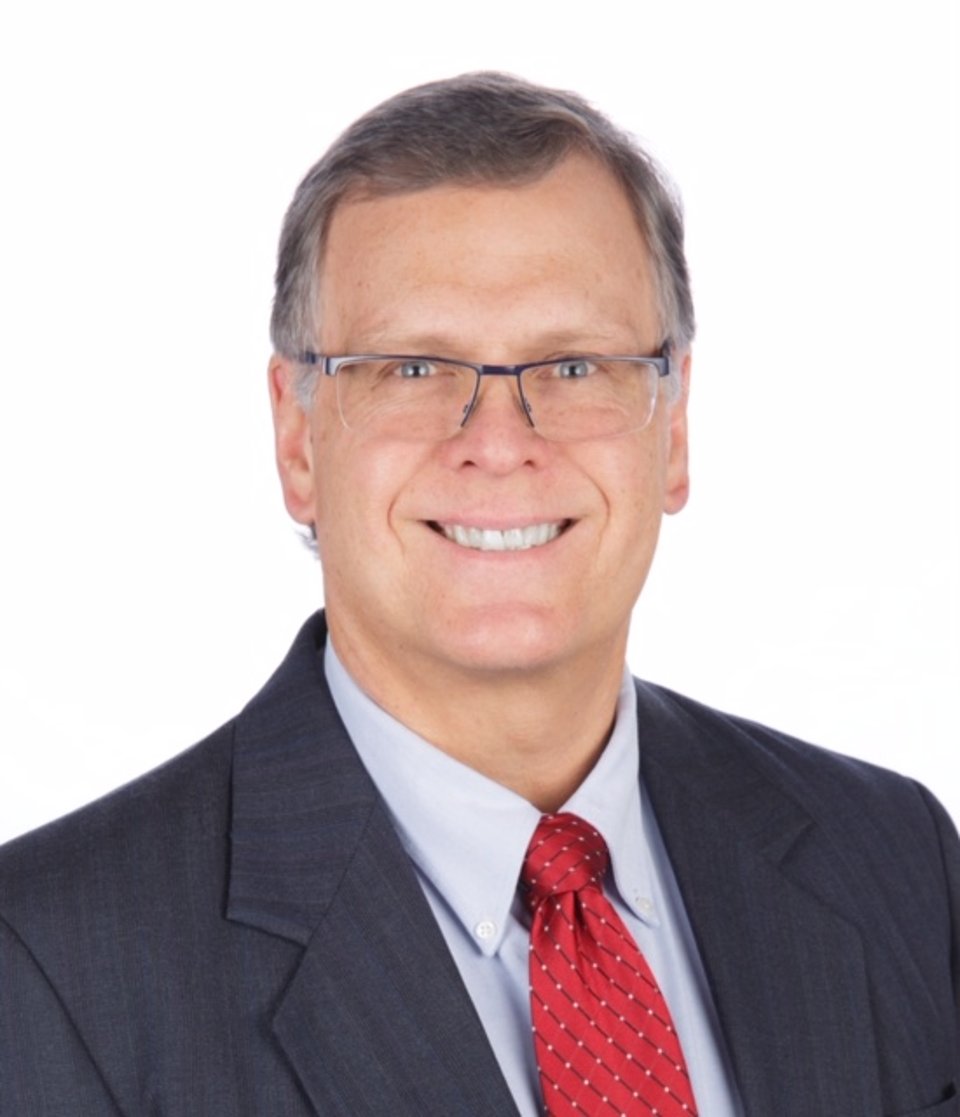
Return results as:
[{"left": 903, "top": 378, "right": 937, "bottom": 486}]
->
[{"left": 424, "top": 605, "right": 587, "bottom": 676}]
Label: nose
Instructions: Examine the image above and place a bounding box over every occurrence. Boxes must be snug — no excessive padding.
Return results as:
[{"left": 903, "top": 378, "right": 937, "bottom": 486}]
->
[
  {"left": 445, "top": 371, "right": 543, "bottom": 474},
  {"left": 460, "top": 369, "right": 533, "bottom": 431}
]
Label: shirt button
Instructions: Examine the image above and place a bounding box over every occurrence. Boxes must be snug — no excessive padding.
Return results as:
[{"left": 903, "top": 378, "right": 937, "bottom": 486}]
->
[
  {"left": 636, "top": 896, "right": 655, "bottom": 918},
  {"left": 475, "top": 920, "right": 497, "bottom": 940}
]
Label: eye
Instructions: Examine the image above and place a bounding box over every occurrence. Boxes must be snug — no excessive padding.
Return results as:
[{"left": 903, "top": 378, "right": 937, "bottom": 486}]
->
[
  {"left": 396, "top": 359, "right": 435, "bottom": 379},
  {"left": 554, "top": 358, "right": 594, "bottom": 379}
]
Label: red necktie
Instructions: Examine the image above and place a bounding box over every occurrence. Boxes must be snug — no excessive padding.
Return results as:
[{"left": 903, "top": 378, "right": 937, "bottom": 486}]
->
[{"left": 522, "top": 812, "right": 698, "bottom": 1117}]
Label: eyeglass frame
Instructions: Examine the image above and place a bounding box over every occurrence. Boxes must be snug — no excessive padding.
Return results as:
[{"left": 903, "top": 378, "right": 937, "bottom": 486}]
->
[{"left": 297, "top": 344, "right": 675, "bottom": 437}]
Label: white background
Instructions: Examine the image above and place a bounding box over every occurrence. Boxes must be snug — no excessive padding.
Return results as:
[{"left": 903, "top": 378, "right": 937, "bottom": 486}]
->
[{"left": 1, "top": 1, "right": 956, "bottom": 842}]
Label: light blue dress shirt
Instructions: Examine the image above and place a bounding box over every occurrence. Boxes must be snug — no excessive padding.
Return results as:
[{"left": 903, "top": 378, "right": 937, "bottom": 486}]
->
[{"left": 325, "top": 641, "right": 744, "bottom": 1117}]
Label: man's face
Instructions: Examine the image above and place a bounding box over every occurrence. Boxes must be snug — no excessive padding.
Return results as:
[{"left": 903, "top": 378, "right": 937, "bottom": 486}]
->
[{"left": 271, "top": 153, "right": 689, "bottom": 684}]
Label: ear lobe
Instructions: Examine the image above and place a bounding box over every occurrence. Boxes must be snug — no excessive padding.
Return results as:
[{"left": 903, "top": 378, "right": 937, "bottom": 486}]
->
[
  {"left": 269, "top": 355, "right": 316, "bottom": 527},
  {"left": 663, "top": 351, "right": 691, "bottom": 515}
]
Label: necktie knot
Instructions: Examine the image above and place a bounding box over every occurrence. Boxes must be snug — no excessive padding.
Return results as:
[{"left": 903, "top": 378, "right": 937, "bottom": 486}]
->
[{"left": 521, "top": 812, "right": 609, "bottom": 909}]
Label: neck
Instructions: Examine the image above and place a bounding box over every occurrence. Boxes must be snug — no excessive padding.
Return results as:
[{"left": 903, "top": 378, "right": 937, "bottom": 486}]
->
[{"left": 327, "top": 615, "right": 627, "bottom": 813}]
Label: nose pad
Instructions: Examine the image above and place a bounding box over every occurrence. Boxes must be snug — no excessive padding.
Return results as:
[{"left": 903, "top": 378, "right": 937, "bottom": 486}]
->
[{"left": 461, "top": 372, "right": 535, "bottom": 430}]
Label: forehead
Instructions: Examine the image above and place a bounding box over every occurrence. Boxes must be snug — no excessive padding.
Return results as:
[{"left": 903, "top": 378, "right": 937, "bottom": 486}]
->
[{"left": 317, "top": 154, "right": 658, "bottom": 352}]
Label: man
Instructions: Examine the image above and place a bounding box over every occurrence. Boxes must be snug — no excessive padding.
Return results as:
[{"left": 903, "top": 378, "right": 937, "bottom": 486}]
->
[{"left": 0, "top": 73, "right": 957, "bottom": 1117}]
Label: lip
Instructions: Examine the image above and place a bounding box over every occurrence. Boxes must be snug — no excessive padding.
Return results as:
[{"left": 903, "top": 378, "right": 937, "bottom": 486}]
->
[{"left": 428, "top": 519, "right": 572, "bottom": 553}]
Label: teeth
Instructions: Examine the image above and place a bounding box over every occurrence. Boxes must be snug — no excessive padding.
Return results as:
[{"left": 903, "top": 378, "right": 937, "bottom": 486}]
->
[{"left": 440, "top": 522, "right": 563, "bottom": 552}]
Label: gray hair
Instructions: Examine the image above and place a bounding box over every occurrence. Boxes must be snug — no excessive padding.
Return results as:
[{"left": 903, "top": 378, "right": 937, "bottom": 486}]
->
[{"left": 270, "top": 72, "right": 695, "bottom": 401}]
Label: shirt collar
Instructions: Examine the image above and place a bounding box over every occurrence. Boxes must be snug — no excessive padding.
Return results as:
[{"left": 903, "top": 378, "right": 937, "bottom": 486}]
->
[{"left": 324, "top": 640, "right": 657, "bottom": 958}]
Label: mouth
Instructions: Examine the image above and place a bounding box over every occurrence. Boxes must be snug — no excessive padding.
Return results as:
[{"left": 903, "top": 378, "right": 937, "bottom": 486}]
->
[{"left": 430, "top": 520, "right": 570, "bottom": 552}]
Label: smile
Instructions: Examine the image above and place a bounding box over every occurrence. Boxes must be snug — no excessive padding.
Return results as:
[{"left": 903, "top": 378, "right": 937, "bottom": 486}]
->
[{"left": 435, "top": 521, "right": 568, "bottom": 552}]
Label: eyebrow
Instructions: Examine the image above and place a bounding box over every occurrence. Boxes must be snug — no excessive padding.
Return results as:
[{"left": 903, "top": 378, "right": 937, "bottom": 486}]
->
[{"left": 341, "top": 328, "right": 640, "bottom": 356}]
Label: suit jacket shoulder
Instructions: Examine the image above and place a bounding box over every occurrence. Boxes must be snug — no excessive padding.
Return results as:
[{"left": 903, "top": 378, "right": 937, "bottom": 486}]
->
[
  {"left": 634, "top": 677, "right": 960, "bottom": 1115},
  {"left": 0, "top": 614, "right": 517, "bottom": 1117},
  {"left": 0, "top": 720, "right": 235, "bottom": 916},
  {"left": 0, "top": 721, "right": 258, "bottom": 1114}
]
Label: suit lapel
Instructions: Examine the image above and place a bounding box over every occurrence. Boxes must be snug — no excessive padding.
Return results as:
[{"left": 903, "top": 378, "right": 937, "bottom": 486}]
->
[
  {"left": 637, "top": 681, "right": 882, "bottom": 1117},
  {"left": 226, "top": 613, "right": 520, "bottom": 1117},
  {"left": 272, "top": 807, "right": 521, "bottom": 1116}
]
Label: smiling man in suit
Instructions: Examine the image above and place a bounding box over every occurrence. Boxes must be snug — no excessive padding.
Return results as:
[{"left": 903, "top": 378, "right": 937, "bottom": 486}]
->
[{"left": 1, "top": 73, "right": 958, "bottom": 1116}]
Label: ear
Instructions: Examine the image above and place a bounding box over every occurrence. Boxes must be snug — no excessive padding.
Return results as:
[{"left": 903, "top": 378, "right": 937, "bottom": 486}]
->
[
  {"left": 663, "top": 350, "right": 691, "bottom": 515},
  {"left": 269, "top": 355, "right": 316, "bottom": 527}
]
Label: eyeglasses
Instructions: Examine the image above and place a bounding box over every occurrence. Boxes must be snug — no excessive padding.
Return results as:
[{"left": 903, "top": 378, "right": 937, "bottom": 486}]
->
[{"left": 297, "top": 347, "right": 674, "bottom": 442}]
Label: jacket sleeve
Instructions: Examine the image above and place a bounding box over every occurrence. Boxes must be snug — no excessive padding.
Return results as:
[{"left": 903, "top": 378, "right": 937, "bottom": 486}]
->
[{"left": 0, "top": 916, "right": 125, "bottom": 1116}]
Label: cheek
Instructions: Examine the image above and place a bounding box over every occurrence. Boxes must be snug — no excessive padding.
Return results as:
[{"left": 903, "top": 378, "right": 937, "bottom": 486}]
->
[
  {"left": 312, "top": 473, "right": 385, "bottom": 599},
  {"left": 590, "top": 440, "right": 668, "bottom": 583},
  {"left": 594, "top": 437, "right": 665, "bottom": 517},
  {"left": 312, "top": 436, "right": 428, "bottom": 554}
]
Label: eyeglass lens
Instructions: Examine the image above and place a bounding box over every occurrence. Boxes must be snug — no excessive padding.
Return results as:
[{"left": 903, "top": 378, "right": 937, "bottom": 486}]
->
[{"left": 333, "top": 358, "right": 661, "bottom": 442}]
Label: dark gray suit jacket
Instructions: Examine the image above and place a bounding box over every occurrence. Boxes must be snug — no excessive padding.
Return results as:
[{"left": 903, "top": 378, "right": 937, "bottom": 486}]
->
[{"left": 1, "top": 612, "right": 958, "bottom": 1115}]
